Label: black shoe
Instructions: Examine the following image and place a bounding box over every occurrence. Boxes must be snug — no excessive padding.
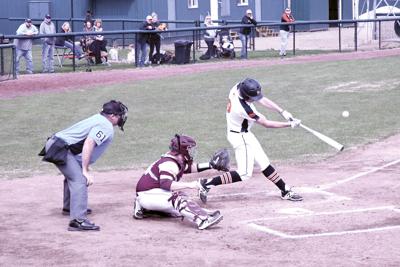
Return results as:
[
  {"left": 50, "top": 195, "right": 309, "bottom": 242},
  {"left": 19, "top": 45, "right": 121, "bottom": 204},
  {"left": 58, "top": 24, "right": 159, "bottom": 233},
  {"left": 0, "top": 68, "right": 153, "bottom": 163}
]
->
[
  {"left": 68, "top": 219, "right": 100, "bottom": 231},
  {"left": 62, "top": 208, "right": 92, "bottom": 215}
]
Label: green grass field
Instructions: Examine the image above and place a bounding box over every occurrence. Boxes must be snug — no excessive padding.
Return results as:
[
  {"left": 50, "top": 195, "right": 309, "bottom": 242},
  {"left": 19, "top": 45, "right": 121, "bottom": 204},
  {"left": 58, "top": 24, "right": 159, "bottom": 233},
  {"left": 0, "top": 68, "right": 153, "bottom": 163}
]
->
[{"left": 1, "top": 55, "right": 399, "bottom": 178}]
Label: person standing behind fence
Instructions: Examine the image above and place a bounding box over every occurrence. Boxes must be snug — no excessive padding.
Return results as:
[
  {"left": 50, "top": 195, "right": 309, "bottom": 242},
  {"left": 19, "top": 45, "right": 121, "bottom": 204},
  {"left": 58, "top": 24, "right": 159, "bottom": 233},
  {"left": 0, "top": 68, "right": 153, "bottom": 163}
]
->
[
  {"left": 148, "top": 12, "right": 164, "bottom": 65},
  {"left": 239, "top": 9, "right": 257, "bottom": 59},
  {"left": 279, "top": 8, "right": 295, "bottom": 58},
  {"left": 200, "top": 15, "right": 217, "bottom": 60},
  {"left": 137, "top": 15, "right": 154, "bottom": 67},
  {"left": 15, "top": 18, "right": 38, "bottom": 75},
  {"left": 93, "top": 19, "right": 109, "bottom": 65},
  {"left": 40, "top": 14, "right": 56, "bottom": 73}
]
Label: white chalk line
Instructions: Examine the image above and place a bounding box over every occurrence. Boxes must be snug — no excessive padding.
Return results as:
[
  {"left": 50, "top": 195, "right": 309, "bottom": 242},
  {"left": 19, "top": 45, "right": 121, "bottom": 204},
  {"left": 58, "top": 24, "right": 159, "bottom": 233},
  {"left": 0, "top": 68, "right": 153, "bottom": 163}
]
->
[
  {"left": 240, "top": 205, "right": 396, "bottom": 224},
  {"left": 248, "top": 223, "right": 400, "bottom": 239},
  {"left": 319, "top": 158, "right": 400, "bottom": 190},
  {"left": 246, "top": 205, "right": 400, "bottom": 239}
]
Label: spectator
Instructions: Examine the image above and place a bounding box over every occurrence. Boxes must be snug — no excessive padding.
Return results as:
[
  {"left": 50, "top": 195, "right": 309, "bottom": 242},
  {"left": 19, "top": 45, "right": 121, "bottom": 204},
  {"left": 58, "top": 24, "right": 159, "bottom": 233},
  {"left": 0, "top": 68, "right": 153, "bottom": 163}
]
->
[
  {"left": 148, "top": 12, "right": 166, "bottom": 65},
  {"left": 279, "top": 8, "right": 295, "bottom": 58},
  {"left": 39, "top": 14, "right": 56, "bottom": 73},
  {"left": 15, "top": 18, "right": 38, "bottom": 75},
  {"left": 93, "top": 19, "right": 109, "bottom": 65},
  {"left": 81, "top": 20, "right": 95, "bottom": 63},
  {"left": 200, "top": 15, "right": 217, "bottom": 60},
  {"left": 55, "top": 21, "right": 84, "bottom": 59},
  {"left": 239, "top": 9, "right": 257, "bottom": 59},
  {"left": 85, "top": 10, "right": 94, "bottom": 24},
  {"left": 137, "top": 15, "right": 153, "bottom": 67}
]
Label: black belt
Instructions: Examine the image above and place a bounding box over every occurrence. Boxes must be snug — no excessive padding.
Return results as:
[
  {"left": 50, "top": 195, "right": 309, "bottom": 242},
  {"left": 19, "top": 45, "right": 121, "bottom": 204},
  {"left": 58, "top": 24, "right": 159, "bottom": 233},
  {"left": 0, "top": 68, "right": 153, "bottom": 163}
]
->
[{"left": 230, "top": 130, "right": 247, "bottom": 133}]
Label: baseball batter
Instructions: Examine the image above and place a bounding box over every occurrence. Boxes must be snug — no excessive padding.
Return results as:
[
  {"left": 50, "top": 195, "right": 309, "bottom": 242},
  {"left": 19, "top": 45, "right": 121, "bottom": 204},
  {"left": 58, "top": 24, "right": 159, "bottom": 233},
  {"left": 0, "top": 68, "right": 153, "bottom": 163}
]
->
[
  {"left": 199, "top": 78, "right": 303, "bottom": 202},
  {"left": 134, "top": 134, "right": 224, "bottom": 230},
  {"left": 39, "top": 100, "right": 128, "bottom": 231}
]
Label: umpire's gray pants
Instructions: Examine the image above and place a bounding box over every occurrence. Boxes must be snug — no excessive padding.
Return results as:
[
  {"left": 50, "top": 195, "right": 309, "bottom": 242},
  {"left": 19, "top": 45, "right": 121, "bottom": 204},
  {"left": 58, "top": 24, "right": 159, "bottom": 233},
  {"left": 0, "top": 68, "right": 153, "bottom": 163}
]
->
[{"left": 46, "top": 137, "right": 88, "bottom": 220}]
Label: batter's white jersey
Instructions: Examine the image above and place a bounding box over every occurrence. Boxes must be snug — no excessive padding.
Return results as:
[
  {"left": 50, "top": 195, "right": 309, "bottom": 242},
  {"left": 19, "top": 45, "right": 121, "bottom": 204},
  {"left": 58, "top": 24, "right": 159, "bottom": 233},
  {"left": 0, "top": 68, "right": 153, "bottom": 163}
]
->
[{"left": 226, "top": 84, "right": 270, "bottom": 179}]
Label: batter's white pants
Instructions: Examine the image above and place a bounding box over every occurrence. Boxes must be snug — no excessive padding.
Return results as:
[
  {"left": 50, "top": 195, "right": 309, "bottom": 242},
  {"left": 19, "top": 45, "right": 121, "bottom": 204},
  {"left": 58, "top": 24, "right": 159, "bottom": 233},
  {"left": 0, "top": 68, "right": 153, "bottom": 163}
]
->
[
  {"left": 227, "top": 131, "right": 270, "bottom": 180},
  {"left": 279, "top": 30, "right": 290, "bottom": 56},
  {"left": 136, "top": 188, "right": 180, "bottom": 217}
]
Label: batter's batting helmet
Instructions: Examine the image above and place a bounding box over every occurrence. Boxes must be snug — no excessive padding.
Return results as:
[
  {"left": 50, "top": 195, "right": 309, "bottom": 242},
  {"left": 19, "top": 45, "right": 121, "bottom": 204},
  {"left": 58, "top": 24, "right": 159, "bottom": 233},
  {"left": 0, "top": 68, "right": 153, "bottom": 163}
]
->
[
  {"left": 101, "top": 100, "right": 128, "bottom": 131},
  {"left": 238, "top": 78, "right": 263, "bottom": 101},
  {"left": 170, "top": 134, "right": 197, "bottom": 163}
]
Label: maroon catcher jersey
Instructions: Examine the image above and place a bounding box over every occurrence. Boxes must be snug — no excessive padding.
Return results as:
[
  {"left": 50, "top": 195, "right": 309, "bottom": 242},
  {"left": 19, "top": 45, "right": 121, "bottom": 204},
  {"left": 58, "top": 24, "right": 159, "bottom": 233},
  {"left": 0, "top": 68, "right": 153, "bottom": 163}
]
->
[{"left": 136, "top": 154, "right": 189, "bottom": 192}]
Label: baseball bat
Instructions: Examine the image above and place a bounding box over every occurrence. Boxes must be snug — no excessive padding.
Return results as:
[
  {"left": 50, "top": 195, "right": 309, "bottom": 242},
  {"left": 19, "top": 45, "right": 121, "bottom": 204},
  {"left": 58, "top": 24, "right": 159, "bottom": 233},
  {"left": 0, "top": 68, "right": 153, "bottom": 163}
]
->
[{"left": 300, "top": 123, "right": 344, "bottom": 151}]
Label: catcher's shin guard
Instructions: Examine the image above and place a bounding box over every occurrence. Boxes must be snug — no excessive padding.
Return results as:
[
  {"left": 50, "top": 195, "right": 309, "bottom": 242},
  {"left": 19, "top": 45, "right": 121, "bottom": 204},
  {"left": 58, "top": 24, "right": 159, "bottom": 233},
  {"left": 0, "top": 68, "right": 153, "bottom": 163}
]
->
[{"left": 169, "top": 191, "right": 216, "bottom": 228}]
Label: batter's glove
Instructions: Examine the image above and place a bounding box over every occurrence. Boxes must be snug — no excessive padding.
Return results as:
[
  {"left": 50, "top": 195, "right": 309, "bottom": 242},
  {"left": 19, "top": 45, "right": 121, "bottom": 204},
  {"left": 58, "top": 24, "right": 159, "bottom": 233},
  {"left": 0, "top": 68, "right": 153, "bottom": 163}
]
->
[
  {"left": 280, "top": 110, "right": 294, "bottom": 121},
  {"left": 209, "top": 148, "right": 230, "bottom": 172}
]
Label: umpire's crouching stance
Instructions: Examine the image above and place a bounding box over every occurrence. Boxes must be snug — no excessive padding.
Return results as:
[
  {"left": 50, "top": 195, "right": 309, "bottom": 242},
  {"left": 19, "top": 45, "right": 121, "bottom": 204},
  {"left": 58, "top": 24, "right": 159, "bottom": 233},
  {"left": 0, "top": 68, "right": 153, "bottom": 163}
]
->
[{"left": 39, "top": 100, "right": 128, "bottom": 231}]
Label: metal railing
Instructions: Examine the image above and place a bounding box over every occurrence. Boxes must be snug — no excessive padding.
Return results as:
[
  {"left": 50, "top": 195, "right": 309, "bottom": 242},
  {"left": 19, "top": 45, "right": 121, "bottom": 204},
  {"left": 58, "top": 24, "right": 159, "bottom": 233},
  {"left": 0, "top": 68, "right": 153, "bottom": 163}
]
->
[{"left": 5, "top": 17, "right": 400, "bottom": 71}]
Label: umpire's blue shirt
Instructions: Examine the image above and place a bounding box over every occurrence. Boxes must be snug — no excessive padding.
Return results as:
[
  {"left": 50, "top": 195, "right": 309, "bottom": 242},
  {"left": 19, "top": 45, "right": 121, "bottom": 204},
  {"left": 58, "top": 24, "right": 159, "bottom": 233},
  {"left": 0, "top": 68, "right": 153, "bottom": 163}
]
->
[{"left": 55, "top": 114, "right": 114, "bottom": 164}]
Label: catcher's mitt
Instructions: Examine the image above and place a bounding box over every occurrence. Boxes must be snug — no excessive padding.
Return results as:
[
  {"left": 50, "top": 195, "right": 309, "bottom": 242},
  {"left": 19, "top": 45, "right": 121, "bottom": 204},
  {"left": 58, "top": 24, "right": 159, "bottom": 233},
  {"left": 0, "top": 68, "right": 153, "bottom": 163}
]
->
[{"left": 209, "top": 148, "right": 230, "bottom": 172}]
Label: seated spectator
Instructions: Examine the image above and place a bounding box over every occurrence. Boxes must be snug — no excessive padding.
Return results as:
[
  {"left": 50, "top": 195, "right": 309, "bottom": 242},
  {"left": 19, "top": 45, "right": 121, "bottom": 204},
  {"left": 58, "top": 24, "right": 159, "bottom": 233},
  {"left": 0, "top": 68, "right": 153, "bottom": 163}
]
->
[
  {"left": 81, "top": 20, "right": 94, "bottom": 57},
  {"left": 55, "top": 21, "right": 84, "bottom": 59}
]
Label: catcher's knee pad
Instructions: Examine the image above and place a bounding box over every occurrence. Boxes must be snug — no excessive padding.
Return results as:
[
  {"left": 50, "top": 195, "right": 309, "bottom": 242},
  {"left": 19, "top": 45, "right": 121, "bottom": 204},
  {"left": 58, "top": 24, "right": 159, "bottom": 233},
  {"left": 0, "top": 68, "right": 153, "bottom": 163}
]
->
[{"left": 169, "top": 191, "right": 208, "bottom": 221}]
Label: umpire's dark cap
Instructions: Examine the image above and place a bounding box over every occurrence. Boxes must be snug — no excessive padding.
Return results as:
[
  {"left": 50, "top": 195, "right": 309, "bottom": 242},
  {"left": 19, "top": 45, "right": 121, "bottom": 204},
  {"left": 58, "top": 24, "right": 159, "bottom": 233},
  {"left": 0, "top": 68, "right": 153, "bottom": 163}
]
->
[{"left": 101, "top": 100, "right": 128, "bottom": 115}]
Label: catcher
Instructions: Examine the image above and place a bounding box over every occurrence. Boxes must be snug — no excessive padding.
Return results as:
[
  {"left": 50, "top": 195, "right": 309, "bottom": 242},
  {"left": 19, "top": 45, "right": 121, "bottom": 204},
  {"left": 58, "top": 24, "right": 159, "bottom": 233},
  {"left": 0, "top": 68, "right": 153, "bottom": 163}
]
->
[{"left": 133, "top": 134, "right": 228, "bottom": 230}]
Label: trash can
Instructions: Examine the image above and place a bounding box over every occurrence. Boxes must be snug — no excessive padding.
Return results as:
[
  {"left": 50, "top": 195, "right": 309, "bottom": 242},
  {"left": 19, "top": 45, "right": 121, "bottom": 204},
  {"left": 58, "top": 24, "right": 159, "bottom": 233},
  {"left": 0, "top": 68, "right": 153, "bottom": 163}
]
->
[{"left": 174, "top": 40, "right": 193, "bottom": 64}]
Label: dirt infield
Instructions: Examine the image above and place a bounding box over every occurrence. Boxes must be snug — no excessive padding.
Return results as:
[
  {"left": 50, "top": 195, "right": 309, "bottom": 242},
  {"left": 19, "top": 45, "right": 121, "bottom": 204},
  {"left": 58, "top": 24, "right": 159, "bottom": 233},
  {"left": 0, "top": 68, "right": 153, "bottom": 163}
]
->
[
  {"left": 0, "top": 133, "right": 399, "bottom": 266},
  {"left": 1, "top": 49, "right": 400, "bottom": 266}
]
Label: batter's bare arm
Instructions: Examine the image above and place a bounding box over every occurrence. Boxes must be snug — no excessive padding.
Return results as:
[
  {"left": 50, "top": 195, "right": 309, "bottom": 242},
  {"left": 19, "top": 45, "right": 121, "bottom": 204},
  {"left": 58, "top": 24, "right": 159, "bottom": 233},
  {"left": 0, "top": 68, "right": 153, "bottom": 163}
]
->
[
  {"left": 256, "top": 114, "right": 300, "bottom": 129},
  {"left": 258, "top": 97, "right": 294, "bottom": 121}
]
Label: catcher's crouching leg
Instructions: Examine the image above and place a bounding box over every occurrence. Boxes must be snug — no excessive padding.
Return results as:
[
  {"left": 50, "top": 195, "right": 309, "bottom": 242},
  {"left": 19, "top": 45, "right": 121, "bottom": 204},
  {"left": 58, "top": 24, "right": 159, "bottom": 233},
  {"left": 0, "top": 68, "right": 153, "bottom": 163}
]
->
[{"left": 169, "top": 191, "right": 223, "bottom": 230}]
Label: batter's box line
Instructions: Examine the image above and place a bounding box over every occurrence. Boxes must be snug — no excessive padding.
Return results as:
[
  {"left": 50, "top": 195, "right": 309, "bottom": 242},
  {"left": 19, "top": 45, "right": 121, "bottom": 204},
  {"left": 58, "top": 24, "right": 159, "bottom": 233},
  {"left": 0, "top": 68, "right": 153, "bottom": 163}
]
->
[
  {"left": 247, "top": 223, "right": 400, "bottom": 239},
  {"left": 244, "top": 205, "right": 400, "bottom": 239},
  {"left": 240, "top": 205, "right": 398, "bottom": 224},
  {"left": 319, "top": 158, "right": 400, "bottom": 190}
]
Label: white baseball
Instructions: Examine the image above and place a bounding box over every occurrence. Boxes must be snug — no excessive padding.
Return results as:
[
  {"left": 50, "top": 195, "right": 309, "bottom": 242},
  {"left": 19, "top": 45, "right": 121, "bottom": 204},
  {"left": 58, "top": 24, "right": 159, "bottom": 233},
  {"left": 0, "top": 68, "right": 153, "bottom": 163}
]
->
[{"left": 342, "top": 110, "right": 349, "bottom": 118}]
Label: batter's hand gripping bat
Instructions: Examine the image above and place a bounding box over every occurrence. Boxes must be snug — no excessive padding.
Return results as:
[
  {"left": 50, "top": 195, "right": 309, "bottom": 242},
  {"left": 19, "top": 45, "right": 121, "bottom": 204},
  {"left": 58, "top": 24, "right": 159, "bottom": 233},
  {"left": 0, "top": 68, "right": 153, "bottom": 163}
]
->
[{"left": 300, "top": 123, "right": 344, "bottom": 151}]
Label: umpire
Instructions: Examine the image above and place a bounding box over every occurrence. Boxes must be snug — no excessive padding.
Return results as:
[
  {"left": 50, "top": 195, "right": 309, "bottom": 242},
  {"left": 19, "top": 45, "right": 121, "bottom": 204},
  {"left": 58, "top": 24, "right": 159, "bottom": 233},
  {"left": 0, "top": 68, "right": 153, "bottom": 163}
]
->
[{"left": 39, "top": 100, "right": 128, "bottom": 231}]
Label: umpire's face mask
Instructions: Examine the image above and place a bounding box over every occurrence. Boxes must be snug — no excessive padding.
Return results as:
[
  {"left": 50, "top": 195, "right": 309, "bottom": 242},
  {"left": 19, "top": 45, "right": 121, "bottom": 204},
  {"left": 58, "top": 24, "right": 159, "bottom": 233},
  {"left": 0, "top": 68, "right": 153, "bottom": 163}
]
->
[
  {"left": 117, "top": 112, "right": 128, "bottom": 131},
  {"left": 117, "top": 102, "right": 129, "bottom": 131}
]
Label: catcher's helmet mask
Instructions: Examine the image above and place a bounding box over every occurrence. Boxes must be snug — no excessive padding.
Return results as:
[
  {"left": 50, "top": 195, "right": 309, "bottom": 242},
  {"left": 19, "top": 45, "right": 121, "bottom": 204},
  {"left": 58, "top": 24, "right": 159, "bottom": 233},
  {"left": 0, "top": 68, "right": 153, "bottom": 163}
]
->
[
  {"left": 170, "top": 134, "right": 197, "bottom": 164},
  {"left": 101, "top": 100, "right": 128, "bottom": 131},
  {"left": 238, "top": 78, "right": 263, "bottom": 101}
]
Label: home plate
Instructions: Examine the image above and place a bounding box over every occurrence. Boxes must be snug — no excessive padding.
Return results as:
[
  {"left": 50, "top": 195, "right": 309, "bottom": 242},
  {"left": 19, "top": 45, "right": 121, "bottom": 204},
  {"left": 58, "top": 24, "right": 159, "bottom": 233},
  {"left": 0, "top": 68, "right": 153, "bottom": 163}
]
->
[{"left": 278, "top": 208, "right": 314, "bottom": 215}]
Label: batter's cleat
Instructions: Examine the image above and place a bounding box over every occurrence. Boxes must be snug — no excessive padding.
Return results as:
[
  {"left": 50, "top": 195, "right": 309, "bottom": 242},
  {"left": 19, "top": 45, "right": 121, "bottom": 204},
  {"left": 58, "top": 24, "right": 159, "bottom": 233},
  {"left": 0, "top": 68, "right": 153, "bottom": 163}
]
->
[
  {"left": 198, "top": 179, "right": 210, "bottom": 204},
  {"left": 197, "top": 210, "right": 223, "bottom": 230},
  {"left": 281, "top": 190, "right": 303, "bottom": 201},
  {"left": 133, "top": 198, "right": 144, "bottom": 219},
  {"left": 68, "top": 219, "right": 100, "bottom": 231}
]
